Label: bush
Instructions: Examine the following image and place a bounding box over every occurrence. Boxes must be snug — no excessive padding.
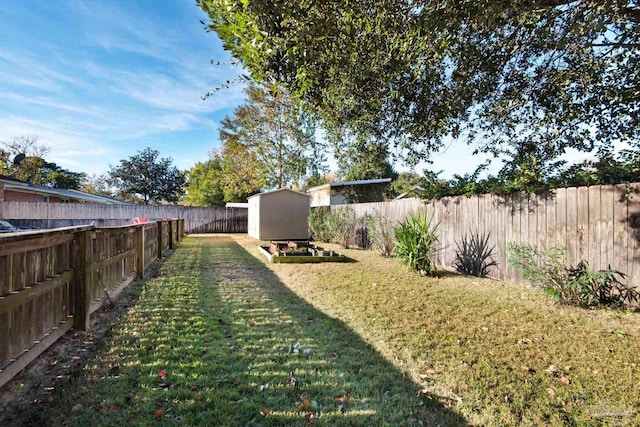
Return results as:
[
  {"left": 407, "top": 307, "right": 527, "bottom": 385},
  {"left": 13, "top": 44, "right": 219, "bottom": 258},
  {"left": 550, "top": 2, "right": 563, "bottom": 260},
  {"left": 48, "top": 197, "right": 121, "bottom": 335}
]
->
[
  {"left": 453, "top": 231, "right": 497, "bottom": 277},
  {"left": 508, "top": 244, "right": 639, "bottom": 308},
  {"left": 329, "top": 206, "right": 357, "bottom": 248},
  {"left": 309, "top": 207, "right": 332, "bottom": 242},
  {"left": 308, "top": 206, "right": 357, "bottom": 248},
  {"left": 393, "top": 211, "right": 439, "bottom": 276},
  {"left": 365, "top": 214, "right": 395, "bottom": 257}
]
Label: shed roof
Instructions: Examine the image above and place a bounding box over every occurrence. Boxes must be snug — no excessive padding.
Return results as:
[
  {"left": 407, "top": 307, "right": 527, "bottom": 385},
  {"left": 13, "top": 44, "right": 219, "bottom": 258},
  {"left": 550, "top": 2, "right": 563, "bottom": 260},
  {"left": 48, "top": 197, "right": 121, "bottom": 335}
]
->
[{"left": 248, "top": 188, "right": 310, "bottom": 199}]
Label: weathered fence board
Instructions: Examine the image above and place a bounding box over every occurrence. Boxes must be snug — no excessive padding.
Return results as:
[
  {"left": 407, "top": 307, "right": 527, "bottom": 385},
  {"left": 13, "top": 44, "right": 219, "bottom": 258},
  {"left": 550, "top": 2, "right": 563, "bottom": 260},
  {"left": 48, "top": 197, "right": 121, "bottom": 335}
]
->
[
  {"left": 2, "top": 202, "right": 247, "bottom": 234},
  {"left": 338, "top": 183, "right": 640, "bottom": 287},
  {"left": 0, "top": 219, "right": 184, "bottom": 389}
]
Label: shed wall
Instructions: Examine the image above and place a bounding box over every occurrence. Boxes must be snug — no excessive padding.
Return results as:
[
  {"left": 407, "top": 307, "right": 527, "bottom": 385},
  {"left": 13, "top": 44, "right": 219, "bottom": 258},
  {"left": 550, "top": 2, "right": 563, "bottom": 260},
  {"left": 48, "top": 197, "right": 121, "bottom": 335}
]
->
[
  {"left": 249, "top": 190, "right": 309, "bottom": 240},
  {"left": 247, "top": 196, "right": 261, "bottom": 239}
]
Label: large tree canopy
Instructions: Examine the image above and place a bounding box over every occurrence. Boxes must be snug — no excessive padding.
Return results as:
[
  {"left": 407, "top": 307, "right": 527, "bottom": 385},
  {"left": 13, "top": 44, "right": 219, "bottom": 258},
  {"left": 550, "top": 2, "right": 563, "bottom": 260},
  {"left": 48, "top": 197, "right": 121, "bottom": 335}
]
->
[
  {"left": 108, "top": 148, "right": 185, "bottom": 204},
  {"left": 200, "top": 0, "right": 640, "bottom": 164},
  {"left": 1, "top": 135, "right": 85, "bottom": 189}
]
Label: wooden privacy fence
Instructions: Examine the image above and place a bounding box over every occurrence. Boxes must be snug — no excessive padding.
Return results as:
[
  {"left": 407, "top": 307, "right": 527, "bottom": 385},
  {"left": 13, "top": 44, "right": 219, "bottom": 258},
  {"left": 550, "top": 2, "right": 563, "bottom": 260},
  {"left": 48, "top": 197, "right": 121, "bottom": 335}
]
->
[
  {"left": 2, "top": 202, "right": 247, "bottom": 234},
  {"left": 336, "top": 183, "right": 640, "bottom": 287},
  {"left": 0, "top": 219, "right": 184, "bottom": 389}
]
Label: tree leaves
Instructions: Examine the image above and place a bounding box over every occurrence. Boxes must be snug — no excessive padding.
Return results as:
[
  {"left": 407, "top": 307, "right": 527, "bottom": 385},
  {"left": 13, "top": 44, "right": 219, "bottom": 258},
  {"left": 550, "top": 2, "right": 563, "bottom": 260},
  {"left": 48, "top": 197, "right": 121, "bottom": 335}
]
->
[
  {"left": 108, "top": 147, "right": 185, "bottom": 204},
  {"left": 201, "top": 0, "right": 640, "bottom": 166}
]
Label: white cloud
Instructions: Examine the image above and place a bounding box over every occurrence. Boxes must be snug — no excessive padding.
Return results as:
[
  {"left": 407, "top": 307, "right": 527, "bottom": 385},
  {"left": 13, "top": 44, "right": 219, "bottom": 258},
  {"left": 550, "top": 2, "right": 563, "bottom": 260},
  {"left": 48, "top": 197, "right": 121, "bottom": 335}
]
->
[
  {"left": 103, "top": 68, "right": 245, "bottom": 113},
  {"left": 0, "top": 47, "right": 90, "bottom": 92}
]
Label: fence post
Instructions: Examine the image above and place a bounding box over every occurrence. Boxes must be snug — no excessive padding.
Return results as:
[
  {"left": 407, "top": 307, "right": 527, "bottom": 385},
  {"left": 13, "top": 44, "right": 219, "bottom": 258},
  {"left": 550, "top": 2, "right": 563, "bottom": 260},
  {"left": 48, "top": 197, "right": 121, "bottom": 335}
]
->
[
  {"left": 72, "top": 229, "right": 92, "bottom": 331},
  {"left": 168, "top": 220, "right": 174, "bottom": 250},
  {"left": 135, "top": 224, "right": 144, "bottom": 279},
  {"left": 157, "top": 221, "right": 163, "bottom": 259}
]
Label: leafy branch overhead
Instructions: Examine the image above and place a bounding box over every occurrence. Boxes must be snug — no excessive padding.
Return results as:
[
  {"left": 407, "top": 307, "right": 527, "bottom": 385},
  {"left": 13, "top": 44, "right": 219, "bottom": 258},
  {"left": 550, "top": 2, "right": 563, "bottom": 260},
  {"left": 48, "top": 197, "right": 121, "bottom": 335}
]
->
[{"left": 200, "top": 0, "right": 640, "bottom": 163}]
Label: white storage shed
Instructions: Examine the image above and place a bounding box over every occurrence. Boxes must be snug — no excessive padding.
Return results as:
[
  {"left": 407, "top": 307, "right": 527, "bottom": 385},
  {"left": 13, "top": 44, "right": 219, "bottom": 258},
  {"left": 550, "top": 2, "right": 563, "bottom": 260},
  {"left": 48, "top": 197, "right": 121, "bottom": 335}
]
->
[{"left": 247, "top": 189, "right": 310, "bottom": 241}]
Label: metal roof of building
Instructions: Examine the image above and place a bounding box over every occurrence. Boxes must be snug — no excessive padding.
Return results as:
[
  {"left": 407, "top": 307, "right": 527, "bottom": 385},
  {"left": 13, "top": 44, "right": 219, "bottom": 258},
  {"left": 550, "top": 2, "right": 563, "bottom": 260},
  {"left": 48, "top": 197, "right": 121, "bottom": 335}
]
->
[
  {"left": 1, "top": 176, "right": 129, "bottom": 204},
  {"left": 306, "top": 177, "right": 392, "bottom": 192}
]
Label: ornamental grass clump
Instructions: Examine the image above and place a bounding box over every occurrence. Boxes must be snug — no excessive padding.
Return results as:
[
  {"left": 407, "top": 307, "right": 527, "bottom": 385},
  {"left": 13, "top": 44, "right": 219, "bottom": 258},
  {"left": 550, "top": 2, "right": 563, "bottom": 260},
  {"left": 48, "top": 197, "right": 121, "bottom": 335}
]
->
[
  {"left": 364, "top": 213, "right": 395, "bottom": 257},
  {"left": 453, "top": 231, "right": 497, "bottom": 278},
  {"left": 393, "top": 211, "right": 439, "bottom": 276},
  {"left": 508, "top": 244, "right": 639, "bottom": 309}
]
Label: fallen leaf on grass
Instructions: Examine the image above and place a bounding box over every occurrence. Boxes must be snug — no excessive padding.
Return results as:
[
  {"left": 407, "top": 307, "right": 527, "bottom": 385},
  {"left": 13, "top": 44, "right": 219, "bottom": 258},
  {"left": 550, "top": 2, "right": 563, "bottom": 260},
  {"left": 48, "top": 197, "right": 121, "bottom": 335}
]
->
[
  {"left": 335, "top": 389, "right": 350, "bottom": 403},
  {"left": 155, "top": 409, "right": 165, "bottom": 420},
  {"left": 298, "top": 398, "right": 313, "bottom": 411}
]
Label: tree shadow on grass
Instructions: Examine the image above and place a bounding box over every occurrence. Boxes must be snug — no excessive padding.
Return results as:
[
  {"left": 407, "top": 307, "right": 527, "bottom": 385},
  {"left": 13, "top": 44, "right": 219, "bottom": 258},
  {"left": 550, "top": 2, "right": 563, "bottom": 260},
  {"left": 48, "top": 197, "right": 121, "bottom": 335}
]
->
[{"left": 64, "top": 235, "right": 468, "bottom": 426}]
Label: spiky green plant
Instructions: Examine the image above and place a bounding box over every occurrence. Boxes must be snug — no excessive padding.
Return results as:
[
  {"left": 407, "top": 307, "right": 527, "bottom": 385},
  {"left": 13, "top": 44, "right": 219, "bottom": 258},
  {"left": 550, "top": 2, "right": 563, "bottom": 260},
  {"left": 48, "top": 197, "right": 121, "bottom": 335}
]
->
[
  {"left": 453, "top": 231, "right": 497, "bottom": 277},
  {"left": 393, "top": 211, "right": 439, "bottom": 276}
]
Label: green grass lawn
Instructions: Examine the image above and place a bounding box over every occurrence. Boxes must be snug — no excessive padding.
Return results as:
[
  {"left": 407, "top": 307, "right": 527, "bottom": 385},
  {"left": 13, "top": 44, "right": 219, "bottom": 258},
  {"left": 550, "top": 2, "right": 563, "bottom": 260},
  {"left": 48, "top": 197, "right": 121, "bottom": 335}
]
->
[
  {"left": 12, "top": 234, "right": 639, "bottom": 426},
  {"left": 250, "top": 235, "right": 640, "bottom": 426},
  {"left": 63, "top": 235, "right": 462, "bottom": 426}
]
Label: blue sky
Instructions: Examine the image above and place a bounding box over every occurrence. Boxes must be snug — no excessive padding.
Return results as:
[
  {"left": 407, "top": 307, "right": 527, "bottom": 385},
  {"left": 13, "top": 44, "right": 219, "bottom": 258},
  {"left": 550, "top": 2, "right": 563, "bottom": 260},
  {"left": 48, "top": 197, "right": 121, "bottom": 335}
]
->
[
  {"left": 0, "top": 1, "right": 594, "bottom": 182},
  {"left": 0, "top": 0, "right": 245, "bottom": 177}
]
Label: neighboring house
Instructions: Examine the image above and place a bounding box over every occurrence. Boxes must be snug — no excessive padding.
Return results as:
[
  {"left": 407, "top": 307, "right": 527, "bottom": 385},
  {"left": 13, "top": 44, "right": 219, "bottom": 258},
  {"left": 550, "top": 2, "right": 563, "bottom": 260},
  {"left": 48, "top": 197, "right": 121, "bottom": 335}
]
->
[
  {"left": 225, "top": 202, "right": 249, "bottom": 208},
  {"left": 307, "top": 178, "right": 392, "bottom": 207},
  {"left": 0, "top": 175, "right": 128, "bottom": 205}
]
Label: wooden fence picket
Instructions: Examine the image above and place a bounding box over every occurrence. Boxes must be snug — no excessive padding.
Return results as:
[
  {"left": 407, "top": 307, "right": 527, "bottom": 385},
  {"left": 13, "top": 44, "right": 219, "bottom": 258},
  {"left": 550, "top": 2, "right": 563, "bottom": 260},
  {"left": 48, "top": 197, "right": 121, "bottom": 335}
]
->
[
  {"left": 0, "top": 219, "right": 185, "bottom": 389},
  {"left": 336, "top": 184, "right": 640, "bottom": 287}
]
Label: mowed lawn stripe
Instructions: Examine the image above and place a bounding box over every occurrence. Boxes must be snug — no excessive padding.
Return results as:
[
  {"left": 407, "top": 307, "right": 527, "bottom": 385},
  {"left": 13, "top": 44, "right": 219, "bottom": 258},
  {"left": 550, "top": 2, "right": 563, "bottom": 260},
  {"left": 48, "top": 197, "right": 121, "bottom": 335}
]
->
[{"left": 68, "top": 235, "right": 464, "bottom": 426}]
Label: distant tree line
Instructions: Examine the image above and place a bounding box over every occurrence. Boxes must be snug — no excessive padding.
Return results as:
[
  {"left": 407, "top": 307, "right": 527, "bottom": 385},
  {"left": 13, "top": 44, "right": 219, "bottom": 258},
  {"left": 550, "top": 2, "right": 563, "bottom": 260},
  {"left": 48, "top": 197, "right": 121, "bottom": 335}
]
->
[{"left": 392, "top": 145, "right": 640, "bottom": 200}]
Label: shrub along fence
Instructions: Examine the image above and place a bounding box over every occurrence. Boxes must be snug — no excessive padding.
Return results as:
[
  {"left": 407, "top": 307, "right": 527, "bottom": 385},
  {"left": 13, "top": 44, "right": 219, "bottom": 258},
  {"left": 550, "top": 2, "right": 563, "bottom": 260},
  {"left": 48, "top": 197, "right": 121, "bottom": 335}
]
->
[
  {"left": 2, "top": 202, "right": 247, "bottom": 234},
  {"left": 0, "top": 219, "right": 184, "bottom": 389},
  {"left": 334, "top": 183, "right": 640, "bottom": 287}
]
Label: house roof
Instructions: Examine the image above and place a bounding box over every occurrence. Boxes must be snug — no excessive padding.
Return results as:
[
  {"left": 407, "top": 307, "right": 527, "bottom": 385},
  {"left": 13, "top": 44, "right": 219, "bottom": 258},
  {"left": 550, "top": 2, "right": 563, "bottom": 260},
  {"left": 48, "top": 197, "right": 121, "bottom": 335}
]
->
[
  {"left": 392, "top": 185, "right": 426, "bottom": 201},
  {"left": 1, "top": 175, "right": 128, "bottom": 204},
  {"left": 247, "top": 188, "right": 310, "bottom": 199},
  {"left": 307, "top": 177, "right": 392, "bottom": 192}
]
